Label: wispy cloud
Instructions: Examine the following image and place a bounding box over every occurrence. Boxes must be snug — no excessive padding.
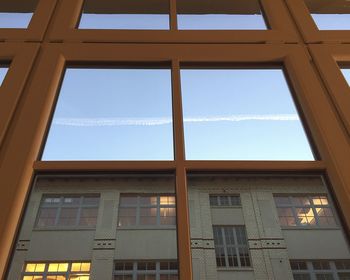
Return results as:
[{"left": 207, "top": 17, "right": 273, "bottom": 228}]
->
[{"left": 53, "top": 114, "right": 299, "bottom": 127}]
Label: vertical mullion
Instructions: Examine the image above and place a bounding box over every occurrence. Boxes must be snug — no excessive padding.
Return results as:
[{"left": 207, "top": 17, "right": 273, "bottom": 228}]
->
[
  {"left": 169, "top": 0, "right": 178, "bottom": 31},
  {"left": 172, "top": 59, "right": 191, "bottom": 280}
]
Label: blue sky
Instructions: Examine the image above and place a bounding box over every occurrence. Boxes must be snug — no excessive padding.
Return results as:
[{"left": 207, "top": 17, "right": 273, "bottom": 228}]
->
[
  {"left": 0, "top": 67, "right": 8, "bottom": 85},
  {"left": 342, "top": 69, "right": 350, "bottom": 85},
  {"left": 42, "top": 68, "right": 315, "bottom": 161},
  {"left": 0, "top": 13, "right": 32, "bottom": 28}
]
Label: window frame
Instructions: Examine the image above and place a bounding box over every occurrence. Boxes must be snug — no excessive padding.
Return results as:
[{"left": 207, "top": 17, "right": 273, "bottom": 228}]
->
[
  {"left": 212, "top": 225, "right": 251, "bottom": 269},
  {"left": 0, "top": 0, "right": 57, "bottom": 41},
  {"left": 290, "top": 260, "right": 350, "bottom": 280},
  {"left": 35, "top": 194, "right": 100, "bottom": 229},
  {"left": 114, "top": 260, "right": 178, "bottom": 280},
  {"left": 285, "top": 0, "right": 350, "bottom": 43},
  {"left": 46, "top": 0, "right": 299, "bottom": 43},
  {"left": 274, "top": 194, "right": 339, "bottom": 228},
  {"left": 117, "top": 194, "right": 176, "bottom": 228},
  {"left": 209, "top": 195, "right": 241, "bottom": 207},
  {"left": 21, "top": 261, "right": 91, "bottom": 280}
]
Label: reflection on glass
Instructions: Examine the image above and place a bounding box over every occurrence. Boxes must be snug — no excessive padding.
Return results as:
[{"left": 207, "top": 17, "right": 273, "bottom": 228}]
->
[
  {"left": 79, "top": 0, "right": 169, "bottom": 29},
  {"left": 42, "top": 68, "right": 173, "bottom": 160},
  {"left": 0, "top": 0, "right": 38, "bottom": 28},
  {"left": 0, "top": 67, "right": 8, "bottom": 86},
  {"left": 181, "top": 69, "right": 314, "bottom": 160},
  {"left": 341, "top": 69, "right": 350, "bottom": 85},
  {"left": 305, "top": 0, "right": 350, "bottom": 30},
  {"left": 177, "top": 0, "right": 267, "bottom": 30}
]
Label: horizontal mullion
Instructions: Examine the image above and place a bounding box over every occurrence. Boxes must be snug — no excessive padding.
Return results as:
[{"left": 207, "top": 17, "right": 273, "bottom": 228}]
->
[
  {"left": 34, "top": 161, "right": 176, "bottom": 172},
  {"left": 185, "top": 160, "right": 326, "bottom": 172}
]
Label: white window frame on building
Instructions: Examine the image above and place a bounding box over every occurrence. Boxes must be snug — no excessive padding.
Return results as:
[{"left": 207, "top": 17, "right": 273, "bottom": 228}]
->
[
  {"left": 274, "top": 194, "right": 338, "bottom": 227},
  {"left": 35, "top": 194, "right": 100, "bottom": 229},
  {"left": 209, "top": 195, "right": 241, "bottom": 207},
  {"left": 290, "top": 260, "right": 350, "bottom": 280},
  {"left": 117, "top": 194, "right": 176, "bottom": 227},
  {"left": 114, "top": 260, "right": 178, "bottom": 280},
  {"left": 212, "top": 225, "right": 251, "bottom": 268}
]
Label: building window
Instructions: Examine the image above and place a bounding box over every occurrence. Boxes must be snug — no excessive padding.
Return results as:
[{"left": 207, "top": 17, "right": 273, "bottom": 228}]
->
[
  {"left": 78, "top": 0, "right": 169, "bottom": 30},
  {"left": 274, "top": 195, "right": 337, "bottom": 227},
  {"left": 42, "top": 68, "right": 173, "bottom": 161},
  {"left": 22, "top": 261, "right": 90, "bottom": 280},
  {"left": 209, "top": 195, "right": 241, "bottom": 207},
  {"left": 35, "top": 195, "right": 100, "bottom": 228},
  {"left": 114, "top": 260, "right": 178, "bottom": 280},
  {"left": 213, "top": 226, "right": 251, "bottom": 268},
  {"left": 180, "top": 68, "right": 314, "bottom": 160},
  {"left": 0, "top": 66, "right": 8, "bottom": 86},
  {"left": 290, "top": 260, "right": 350, "bottom": 280},
  {"left": 0, "top": 0, "right": 37, "bottom": 28},
  {"left": 117, "top": 194, "right": 176, "bottom": 227},
  {"left": 304, "top": 0, "right": 350, "bottom": 30},
  {"left": 341, "top": 68, "right": 350, "bottom": 85},
  {"left": 177, "top": 0, "right": 267, "bottom": 30}
]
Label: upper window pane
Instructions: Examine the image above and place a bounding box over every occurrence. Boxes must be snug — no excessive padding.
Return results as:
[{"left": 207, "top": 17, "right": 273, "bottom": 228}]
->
[
  {"left": 0, "top": 0, "right": 38, "bottom": 28},
  {"left": 341, "top": 68, "right": 350, "bottom": 85},
  {"left": 42, "top": 68, "right": 173, "bottom": 160},
  {"left": 79, "top": 0, "right": 169, "bottom": 30},
  {"left": 305, "top": 0, "right": 350, "bottom": 30},
  {"left": 0, "top": 67, "right": 9, "bottom": 86},
  {"left": 177, "top": 0, "right": 267, "bottom": 30},
  {"left": 181, "top": 68, "right": 314, "bottom": 160}
]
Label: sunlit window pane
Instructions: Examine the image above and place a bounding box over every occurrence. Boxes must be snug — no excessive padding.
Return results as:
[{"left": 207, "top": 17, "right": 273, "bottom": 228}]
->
[
  {"left": 305, "top": 0, "right": 350, "bottom": 30},
  {"left": 181, "top": 69, "right": 314, "bottom": 160},
  {"left": 0, "top": 0, "right": 38, "bottom": 28},
  {"left": 341, "top": 69, "right": 350, "bottom": 85},
  {"left": 177, "top": 0, "right": 267, "bottom": 30},
  {"left": 42, "top": 68, "right": 173, "bottom": 160},
  {"left": 79, "top": 0, "right": 169, "bottom": 30},
  {"left": 0, "top": 67, "right": 8, "bottom": 86}
]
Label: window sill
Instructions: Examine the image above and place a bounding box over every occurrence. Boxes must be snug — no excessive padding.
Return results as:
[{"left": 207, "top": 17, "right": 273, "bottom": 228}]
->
[
  {"left": 117, "top": 226, "right": 176, "bottom": 230},
  {"left": 217, "top": 267, "right": 253, "bottom": 272},
  {"left": 33, "top": 227, "right": 96, "bottom": 231}
]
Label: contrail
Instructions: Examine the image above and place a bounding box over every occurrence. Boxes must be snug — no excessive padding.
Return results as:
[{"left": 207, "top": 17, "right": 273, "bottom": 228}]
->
[{"left": 53, "top": 114, "right": 299, "bottom": 127}]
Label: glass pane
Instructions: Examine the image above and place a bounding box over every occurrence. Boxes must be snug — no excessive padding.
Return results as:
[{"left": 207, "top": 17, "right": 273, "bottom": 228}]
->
[
  {"left": 341, "top": 69, "right": 350, "bottom": 85},
  {"left": 140, "top": 207, "right": 157, "bottom": 225},
  {"left": 0, "top": 67, "right": 8, "bottom": 86},
  {"left": 36, "top": 208, "right": 58, "bottom": 227},
  {"left": 177, "top": 0, "right": 267, "bottom": 30},
  {"left": 305, "top": 0, "right": 350, "bottom": 30},
  {"left": 0, "top": 0, "right": 38, "bottom": 28},
  {"left": 118, "top": 208, "right": 137, "bottom": 226},
  {"left": 79, "top": 0, "right": 169, "bottom": 30},
  {"left": 79, "top": 208, "right": 98, "bottom": 226},
  {"left": 42, "top": 68, "right": 173, "bottom": 160},
  {"left": 181, "top": 69, "right": 314, "bottom": 160},
  {"left": 57, "top": 208, "right": 79, "bottom": 226}
]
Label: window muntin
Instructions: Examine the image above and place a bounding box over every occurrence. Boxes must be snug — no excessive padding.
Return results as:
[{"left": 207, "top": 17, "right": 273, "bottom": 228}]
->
[
  {"left": 42, "top": 68, "right": 173, "bottom": 160},
  {"left": 0, "top": 0, "right": 38, "bottom": 28},
  {"left": 118, "top": 194, "right": 176, "bottom": 227},
  {"left": 36, "top": 195, "right": 100, "bottom": 228},
  {"left": 213, "top": 226, "right": 251, "bottom": 268},
  {"left": 0, "top": 67, "right": 9, "bottom": 86},
  {"left": 341, "top": 69, "right": 350, "bottom": 85},
  {"left": 79, "top": 0, "right": 169, "bottom": 30},
  {"left": 209, "top": 195, "right": 241, "bottom": 207},
  {"left": 274, "top": 195, "right": 337, "bottom": 227},
  {"left": 114, "top": 261, "right": 178, "bottom": 280},
  {"left": 181, "top": 68, "right": 314, "bottom": 160},
  {"left": 177, "top": 0, "right": 267, "bottom": 30},
  {"left": 22, "top": 262, "right": 90, "bottom": 280},
  {"left": 291, "top": 260, "right": 350, "bottom": 280},
  {"left": 305, "top": 0, "right": 350, "bottom": 30}
]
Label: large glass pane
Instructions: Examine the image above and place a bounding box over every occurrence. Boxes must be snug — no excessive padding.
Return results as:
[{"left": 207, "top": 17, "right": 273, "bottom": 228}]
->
[
  {"left": 341, "top": 68, "right": 350, "bottom": 85},
  {"left": 42, "top": 68, "right": 173, "bottom": 160},
  {"left": 79, "top": 0, "right": 169, "bottom": 30},
  {"left": 177, "top": 0, "right": 267, "bottom": 30},
  {"left": 305, "top": 0, "right": 350, "bottom": 30},
  {"left": 0, "top": 0, "right": 38, "bottom": 28},
  {"left": 181, "top": 68, "right": 314, "bottom": 160},
  {"left": 0, "top": 67, "right": 8, "bottom": 86}
]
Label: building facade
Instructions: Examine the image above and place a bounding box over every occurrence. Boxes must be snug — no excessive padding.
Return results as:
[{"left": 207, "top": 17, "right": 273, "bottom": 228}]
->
[{"left": 0, "top": 0, "right": 350, "bottom": 279}]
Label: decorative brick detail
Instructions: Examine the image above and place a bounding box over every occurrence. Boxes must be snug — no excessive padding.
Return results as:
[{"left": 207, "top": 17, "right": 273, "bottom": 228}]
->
[
  {"left": 16, "top": 240, "right": 30, "bottom": 251},
  {"left": 191, "top": 239, "right": 214, "bottom": 249},
  {"left": 93, "top": 239, "right": 115, "bottom": 250}
]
